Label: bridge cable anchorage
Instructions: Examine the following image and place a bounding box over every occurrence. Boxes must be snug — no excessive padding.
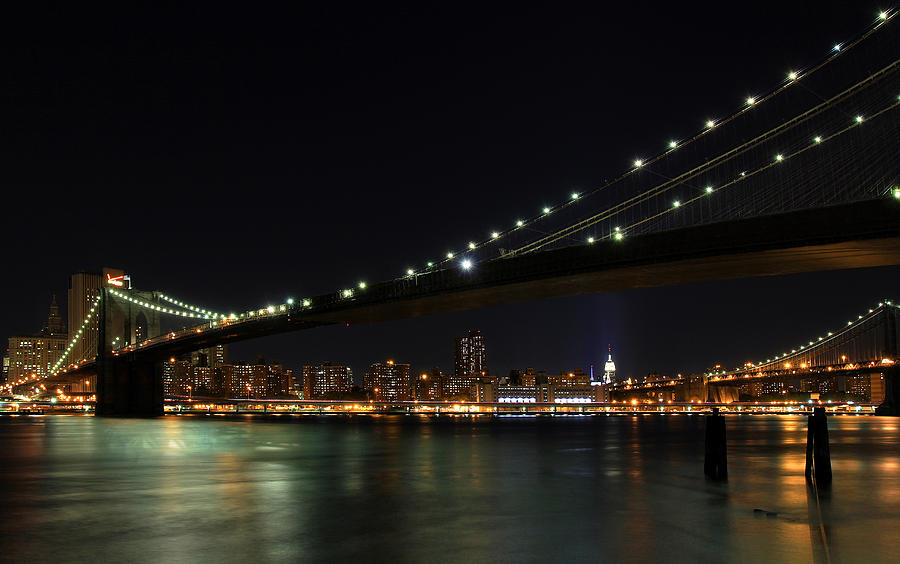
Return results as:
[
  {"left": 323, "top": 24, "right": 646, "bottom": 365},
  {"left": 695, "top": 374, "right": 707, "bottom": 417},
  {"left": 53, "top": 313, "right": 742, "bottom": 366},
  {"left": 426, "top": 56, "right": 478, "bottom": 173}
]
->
[
  {"left": 513, "top": 73, "right": 900, "bottom": 255},
  {"left": 402, "top": 10, "right": 896, "bottom": 276},
  {"left": 50, "top": 295, "right": 102, "bottom": 375}
]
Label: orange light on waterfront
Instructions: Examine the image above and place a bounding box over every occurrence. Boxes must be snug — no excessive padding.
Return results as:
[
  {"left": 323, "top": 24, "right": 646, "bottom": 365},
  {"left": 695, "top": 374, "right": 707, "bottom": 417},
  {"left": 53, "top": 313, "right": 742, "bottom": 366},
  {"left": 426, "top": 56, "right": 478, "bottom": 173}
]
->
[
  {"left": 784, "top": 362, "right": 792, "bottom": 369},
  {"left": 800, "top": 363, "right": 808, "bottom": 369}
]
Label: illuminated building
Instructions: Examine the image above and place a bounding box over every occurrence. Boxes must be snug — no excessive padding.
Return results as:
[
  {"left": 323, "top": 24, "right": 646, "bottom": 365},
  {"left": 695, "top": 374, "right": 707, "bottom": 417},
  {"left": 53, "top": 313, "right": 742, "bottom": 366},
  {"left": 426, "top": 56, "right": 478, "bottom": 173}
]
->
[
  {"left": 454, "top": 330, "right": 486, "bottom": 377},
  {"left": 191, "top": 345, "right": 228, "bottom": 369},
  {"left": 548, "top": 369, "right": 589, "bottom": 387},
  {"left": 6, "top": 296, "right": 67, "bottom": 384},
  {"left": 221, "top": 363, "right": 268, "bottom": 399},
  {"left": 266, "top": 364, "right": 294, "bottom": 398},
  {"left": 162, "top": 358, "right": 293, "bottom": 399},
  {"left": 302, "top": 364, "right": 353, "bottom": 399},
  {"left": 364, "top": 360, "right": 411, "bottom": 401},
  {"left": 870, "top": 373, "right": 885, "bottom": 403},
  {"left": 416, "top": 367, "right": 445, "bottom": 400},
  {"left": 493, "top": 385, "right": 603, "bottom": 404},
  {"left": 603, "top": 345, "right": 616, "bottom": 383},
  {"left": 68, "top": 268, "right": 124, "bottom": 362},
  {"left": 448, "top": 330, "right": 487, "bottom": 398}
]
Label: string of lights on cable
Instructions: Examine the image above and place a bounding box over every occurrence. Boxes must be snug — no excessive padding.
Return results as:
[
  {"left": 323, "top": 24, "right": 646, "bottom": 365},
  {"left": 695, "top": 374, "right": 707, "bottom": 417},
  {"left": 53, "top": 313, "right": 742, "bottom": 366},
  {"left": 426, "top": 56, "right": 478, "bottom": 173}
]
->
[
  {"left": 157, "top": 293, "right": 222, "bottom": 318},
  {"left": 107, "top": 288, "right": 218, "bottom": 319},
  {"left": 725, "top": 300, "right": 898, "bottom": 374},
  {"left": 383, "top": 9, "right": 895, "bottom": 281},
  {"left": 50, "top": 296, "right": 101, "bottom": 374}
]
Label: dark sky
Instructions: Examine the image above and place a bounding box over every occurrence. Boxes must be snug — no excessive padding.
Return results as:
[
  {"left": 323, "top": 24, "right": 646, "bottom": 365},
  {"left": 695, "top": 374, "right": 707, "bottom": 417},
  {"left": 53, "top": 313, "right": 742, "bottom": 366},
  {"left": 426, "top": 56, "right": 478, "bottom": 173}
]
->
[{"left": 3, "top": 3, "right": 898, "bottom": 381}]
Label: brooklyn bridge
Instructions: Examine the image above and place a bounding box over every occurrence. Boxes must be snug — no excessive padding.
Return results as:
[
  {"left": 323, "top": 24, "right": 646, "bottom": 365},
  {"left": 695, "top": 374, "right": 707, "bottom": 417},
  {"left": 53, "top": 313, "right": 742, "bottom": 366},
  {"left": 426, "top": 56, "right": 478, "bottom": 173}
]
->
[{"left": 5, "top": 9, "right": 899, "bottom": 416}]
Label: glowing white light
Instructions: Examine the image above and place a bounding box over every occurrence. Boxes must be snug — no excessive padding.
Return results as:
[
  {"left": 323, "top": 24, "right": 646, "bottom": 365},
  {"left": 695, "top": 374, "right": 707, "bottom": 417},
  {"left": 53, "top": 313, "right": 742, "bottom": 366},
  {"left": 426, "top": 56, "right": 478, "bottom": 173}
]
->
[
  {"left": 855, "top": 115, "right": 863, "bottom": 123},
  {"left": 516, "top": 220, "right": 524, "bottom": 227},
  {"left": 287, "top": 298, "right": 294, "bottom": 305},
  {"left": 267, "top": 306, "right": 275, "bottom": 313},
  {"left": 446, "top": 252, "right": 454, "bottom": 259},
  {"left": 893, "top": 188, "right": 900, "bottom": 199},
  {"left": 746, "top": 96, "right": 755, "bottom": 105},
  {"left": 302, "top": 299, "right": 311, "bottom": 307},
  {"left": 407, "top": 268, "right": 415, "bottom": 276},
  {"left": 469, "top": 242, "right": 477, "bottom": 249},
  {"left": 543, "top": 207, "right": 551, "bottom": 214},
  {"left": 358, "top": 282, "right": 367, "bottom": 289},
  {"left": 706, "top": 120, "right": 715, "bottom": 128},
  {"left": 491, "top": 231, "right": 500, "bottom": 239},
  {"left": 614, "top": 232, "right": 624, "bottom": 241},
  {"left": 879, "top": 11, "right": 888, "bottom": 20},
  {"left": 788, "top": 71, "right": 798, "bottom": 80},
  {"left": 775, "top": 154, "right": 784, "bottom": 162},
  {"left": 833, "top": 44, "right": 841, "bottom": 52},
  {"left": 461, "top": 259, "right": 473, "bottom": 270},
  {"left": 673, "top": 200, "right": 681, "bottom": 208},
  {"left": 587, "top": 237, "right": 594, "bottom": 243},
  {"left": 571, "top": 192, "right": 579, "bottom": 200},
  {"left": 427, "top": 261, "right": 434, "bottom": 268},
  {"left": 668, "top": 140, "right": 677, "bottom": 149},
  {"left": 633, "top": 159, "right": 643, "bottom": 167},
  {"left": 814, "top": 136, "right": 822, "bottom": 143},
  {"left": 705, "top": 186, "right": 714, "bottom": 193}
]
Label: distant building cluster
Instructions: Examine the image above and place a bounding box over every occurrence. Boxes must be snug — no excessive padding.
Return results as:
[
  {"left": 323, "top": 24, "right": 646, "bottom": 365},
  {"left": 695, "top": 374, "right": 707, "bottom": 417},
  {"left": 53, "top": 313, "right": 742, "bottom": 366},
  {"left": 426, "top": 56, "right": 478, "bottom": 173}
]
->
[
  {"left": 161, "top": 347, "right": 297, "bottom": 399},
  {"left": 5, "top": 296, "right": 67, "bottom": 384},
  {"left": 297, "top": 329, "right": 611, "bottom": 403}
]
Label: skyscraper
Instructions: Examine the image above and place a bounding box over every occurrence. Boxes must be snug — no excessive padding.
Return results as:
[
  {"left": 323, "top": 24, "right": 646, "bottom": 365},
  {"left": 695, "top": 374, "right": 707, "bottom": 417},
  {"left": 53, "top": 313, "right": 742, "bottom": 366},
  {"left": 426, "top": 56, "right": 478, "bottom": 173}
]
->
[
  {"left": 67, "top": 268, "right": 124, "bottom": 362},
  {"left": 604, "top": 346, "right": 617, "bottom": 384},
  {"left": 454, "top": 330, "right": 486, "bottom": 378},
  {"left": 448, "top": 330, "right": 487, "bottom": 398}
]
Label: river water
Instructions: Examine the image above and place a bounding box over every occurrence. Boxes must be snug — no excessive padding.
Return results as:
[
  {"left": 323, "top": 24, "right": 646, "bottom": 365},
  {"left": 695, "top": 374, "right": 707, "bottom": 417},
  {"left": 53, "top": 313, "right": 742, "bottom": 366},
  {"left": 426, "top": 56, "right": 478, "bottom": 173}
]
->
[{"left": 0, "top": 414, "right": 897, "bottom": 563}]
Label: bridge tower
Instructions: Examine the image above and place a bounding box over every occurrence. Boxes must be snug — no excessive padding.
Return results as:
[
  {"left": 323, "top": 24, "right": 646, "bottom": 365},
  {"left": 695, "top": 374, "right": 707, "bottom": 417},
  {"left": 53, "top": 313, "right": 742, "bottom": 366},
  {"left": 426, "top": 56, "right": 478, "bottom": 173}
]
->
[{"left": 95, "top": 286, "right": 165, "bottom": 416}]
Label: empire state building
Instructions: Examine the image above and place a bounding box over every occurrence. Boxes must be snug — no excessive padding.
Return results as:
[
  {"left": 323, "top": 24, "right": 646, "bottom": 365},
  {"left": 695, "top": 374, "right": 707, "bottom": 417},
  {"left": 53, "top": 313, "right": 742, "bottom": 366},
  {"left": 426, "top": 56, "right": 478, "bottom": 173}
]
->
[{"left": 603, "top": 346, "right": 616, "bottom": 384}]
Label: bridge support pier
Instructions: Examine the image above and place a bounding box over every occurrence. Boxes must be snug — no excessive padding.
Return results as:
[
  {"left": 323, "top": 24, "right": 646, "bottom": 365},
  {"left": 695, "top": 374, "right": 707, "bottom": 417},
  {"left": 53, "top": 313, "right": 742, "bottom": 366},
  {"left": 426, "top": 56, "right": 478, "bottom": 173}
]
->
[
  {"left": 875, "top": 367, "right": 900, "bottom": 416},
  {"left": 95, "top": 358, "right": 164, "bottom": 417},
  {"left": 806, "top": 407, "right": 832, "bottom": 486},
  {"left": 704, "top": 407, "right": 727, "bottom": 480}
]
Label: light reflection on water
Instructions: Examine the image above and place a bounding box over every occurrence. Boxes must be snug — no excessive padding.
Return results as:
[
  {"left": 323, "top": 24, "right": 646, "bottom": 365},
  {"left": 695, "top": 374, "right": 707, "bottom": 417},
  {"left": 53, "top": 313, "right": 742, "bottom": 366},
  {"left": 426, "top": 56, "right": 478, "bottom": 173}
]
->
[{"left": 0, "top": 414, "right": 898, "bottom": 563}]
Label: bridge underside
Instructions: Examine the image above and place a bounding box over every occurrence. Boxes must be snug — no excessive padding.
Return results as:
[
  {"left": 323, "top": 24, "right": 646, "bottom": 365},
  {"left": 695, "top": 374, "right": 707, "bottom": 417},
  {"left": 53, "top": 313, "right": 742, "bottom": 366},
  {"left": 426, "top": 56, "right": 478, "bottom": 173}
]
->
[{"left": 302, "top": 200, "right": 900, "bottom": 326}]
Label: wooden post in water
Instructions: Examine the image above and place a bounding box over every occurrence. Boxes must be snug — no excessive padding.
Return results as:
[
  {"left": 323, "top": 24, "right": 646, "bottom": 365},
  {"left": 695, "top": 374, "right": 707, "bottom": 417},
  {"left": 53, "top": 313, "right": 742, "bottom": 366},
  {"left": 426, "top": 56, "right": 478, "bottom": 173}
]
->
[
  {"left": 704, "top": 407, "right": 728, "bottom": 480},
  {"left": 805, "top": 406, "right": 832, "bottom": 486}
]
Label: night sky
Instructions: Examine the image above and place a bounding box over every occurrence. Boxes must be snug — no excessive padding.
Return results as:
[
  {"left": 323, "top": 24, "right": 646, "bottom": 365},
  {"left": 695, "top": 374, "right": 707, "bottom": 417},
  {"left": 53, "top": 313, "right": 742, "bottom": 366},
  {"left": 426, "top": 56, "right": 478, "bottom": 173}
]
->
[{"left": 4, "top": 3, "right": 898, "bottom": 381}]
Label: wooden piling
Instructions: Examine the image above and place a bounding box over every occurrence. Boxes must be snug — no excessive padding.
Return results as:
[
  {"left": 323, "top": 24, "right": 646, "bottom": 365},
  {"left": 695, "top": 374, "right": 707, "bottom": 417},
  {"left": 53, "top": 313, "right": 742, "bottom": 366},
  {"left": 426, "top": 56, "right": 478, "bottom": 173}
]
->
[
  {"left": 704, "top": 407, "right": 728, "bottom": 480},
  {"left": 805, "top": 406, "right": 832, "bottom": 486}
]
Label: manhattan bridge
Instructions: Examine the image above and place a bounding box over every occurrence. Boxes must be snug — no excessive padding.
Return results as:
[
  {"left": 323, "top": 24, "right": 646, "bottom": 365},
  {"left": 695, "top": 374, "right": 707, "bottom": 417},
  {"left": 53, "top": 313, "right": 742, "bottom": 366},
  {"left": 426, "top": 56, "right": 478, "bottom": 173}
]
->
[{"left": 6, "top": 11, "right": 900, "bottom": 415}]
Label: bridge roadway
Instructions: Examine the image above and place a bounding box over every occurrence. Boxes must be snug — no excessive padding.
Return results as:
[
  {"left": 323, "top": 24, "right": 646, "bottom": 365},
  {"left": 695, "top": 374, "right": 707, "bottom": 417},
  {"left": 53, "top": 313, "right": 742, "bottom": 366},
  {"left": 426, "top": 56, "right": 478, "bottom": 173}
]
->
[
  {"left": 47, "top": 198, "right": 900, "bottom": 413},
  {"left": 106, "top": 199, "right": 900, "bottom": 360}
]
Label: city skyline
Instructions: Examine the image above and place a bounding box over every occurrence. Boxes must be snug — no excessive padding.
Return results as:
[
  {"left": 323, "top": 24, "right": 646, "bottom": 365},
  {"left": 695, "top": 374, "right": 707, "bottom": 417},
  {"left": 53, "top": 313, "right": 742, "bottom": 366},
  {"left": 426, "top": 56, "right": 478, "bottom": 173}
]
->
[
  {"left": 8, "top": 266, "right": 900, "bottom": 382},
  {"left": 4, "top": 4, "right": 898, "bottom": 382}
]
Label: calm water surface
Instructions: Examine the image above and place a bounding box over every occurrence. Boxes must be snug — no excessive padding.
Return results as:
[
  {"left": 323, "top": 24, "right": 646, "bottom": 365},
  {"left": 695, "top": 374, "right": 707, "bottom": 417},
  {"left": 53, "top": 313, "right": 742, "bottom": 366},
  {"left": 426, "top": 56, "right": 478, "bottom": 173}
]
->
[{"left": 0, "top": 414, "right": 898, "bottom": 563}]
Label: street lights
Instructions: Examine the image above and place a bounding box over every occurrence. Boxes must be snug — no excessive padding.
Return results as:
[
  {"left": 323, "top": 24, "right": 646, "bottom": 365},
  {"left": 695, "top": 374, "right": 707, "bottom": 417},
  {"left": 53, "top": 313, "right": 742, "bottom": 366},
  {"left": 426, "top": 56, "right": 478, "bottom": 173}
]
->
[
  {"left": 187, "top": 385, "right": 192, "bottom": 402},
  {"left": 246, "top": 384, "right": 252, "bottom": 400}
]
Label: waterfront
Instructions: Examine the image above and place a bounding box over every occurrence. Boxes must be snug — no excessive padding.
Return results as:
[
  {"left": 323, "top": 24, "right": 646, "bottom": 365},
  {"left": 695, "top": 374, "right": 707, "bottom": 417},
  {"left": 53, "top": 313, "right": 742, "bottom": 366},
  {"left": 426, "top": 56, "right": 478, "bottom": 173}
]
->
[{"left": 1, "top": 415, "right": 898, "bottom": 563}]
